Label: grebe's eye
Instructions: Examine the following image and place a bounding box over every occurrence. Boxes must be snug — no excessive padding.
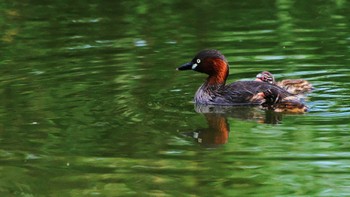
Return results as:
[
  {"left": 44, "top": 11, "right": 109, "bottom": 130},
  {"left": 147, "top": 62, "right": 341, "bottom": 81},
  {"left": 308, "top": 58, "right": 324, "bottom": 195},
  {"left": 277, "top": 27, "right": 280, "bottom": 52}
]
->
[{"left": 191, "top": 59, "right": 201, "bottom": 70}]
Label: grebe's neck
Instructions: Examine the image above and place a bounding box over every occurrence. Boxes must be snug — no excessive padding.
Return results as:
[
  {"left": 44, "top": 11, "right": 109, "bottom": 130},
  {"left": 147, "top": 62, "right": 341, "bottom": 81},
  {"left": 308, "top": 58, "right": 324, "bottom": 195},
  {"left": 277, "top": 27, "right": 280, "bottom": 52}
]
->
[{"left": 203, "top": 59, "right": 229, "bottom": 86}]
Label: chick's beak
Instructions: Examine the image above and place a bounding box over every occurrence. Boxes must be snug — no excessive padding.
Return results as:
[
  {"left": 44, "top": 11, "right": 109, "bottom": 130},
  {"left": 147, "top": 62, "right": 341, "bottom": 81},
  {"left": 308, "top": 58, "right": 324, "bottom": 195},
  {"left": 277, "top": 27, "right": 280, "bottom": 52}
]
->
[
  {"left": 255, "top": 73, "right": 263, "bottom": 81},
  {"left": 177, "top": 62, "right": 193, "bottom": 71}
]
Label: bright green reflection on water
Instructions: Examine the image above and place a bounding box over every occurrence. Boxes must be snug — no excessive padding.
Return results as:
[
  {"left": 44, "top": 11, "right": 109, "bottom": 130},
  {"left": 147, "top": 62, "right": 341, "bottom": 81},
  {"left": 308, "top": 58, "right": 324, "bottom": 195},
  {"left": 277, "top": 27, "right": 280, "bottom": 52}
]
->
[{"left": 1, "top": 0, "right": 350, "bottom": 196}]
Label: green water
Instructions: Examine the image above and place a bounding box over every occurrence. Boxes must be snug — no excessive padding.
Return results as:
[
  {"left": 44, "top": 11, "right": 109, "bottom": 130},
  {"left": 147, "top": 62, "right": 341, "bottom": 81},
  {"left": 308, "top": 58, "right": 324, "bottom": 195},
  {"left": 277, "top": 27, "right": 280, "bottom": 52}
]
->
[{"left": 1, "top": 0, "right": 350, "bottom": 196}]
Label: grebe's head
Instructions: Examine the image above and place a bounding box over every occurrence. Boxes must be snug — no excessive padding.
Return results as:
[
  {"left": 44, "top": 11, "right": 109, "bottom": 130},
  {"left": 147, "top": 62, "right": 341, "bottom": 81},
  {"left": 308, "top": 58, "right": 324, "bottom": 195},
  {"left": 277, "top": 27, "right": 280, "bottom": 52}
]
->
[{"left": 177, "top": 49, "right": 229, "bottom": 85}]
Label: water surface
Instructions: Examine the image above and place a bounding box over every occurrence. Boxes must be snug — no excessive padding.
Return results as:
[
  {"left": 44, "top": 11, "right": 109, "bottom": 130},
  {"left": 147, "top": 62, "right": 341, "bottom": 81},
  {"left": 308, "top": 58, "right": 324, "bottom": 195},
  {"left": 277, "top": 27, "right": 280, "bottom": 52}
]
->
[{"left": 1, "top": 0, "right": 350, "bottom": 196}]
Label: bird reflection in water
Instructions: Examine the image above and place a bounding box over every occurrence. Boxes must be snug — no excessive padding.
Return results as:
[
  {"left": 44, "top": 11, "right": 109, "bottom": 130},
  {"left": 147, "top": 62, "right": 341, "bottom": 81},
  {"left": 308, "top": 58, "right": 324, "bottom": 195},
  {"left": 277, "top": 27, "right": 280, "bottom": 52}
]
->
[{"left": 183, "top": 104, "right": 283, "bottom": 147}]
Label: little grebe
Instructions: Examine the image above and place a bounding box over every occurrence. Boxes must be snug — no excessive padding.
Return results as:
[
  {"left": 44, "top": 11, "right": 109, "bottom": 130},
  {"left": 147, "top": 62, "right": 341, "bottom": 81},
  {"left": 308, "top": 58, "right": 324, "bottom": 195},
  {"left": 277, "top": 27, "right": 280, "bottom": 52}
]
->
[
  {"left": 177, "top": 49, "right": 306, "bottom": 112},
  {"left": 256, "top": 71, "right": 313, "bottom": 94}
]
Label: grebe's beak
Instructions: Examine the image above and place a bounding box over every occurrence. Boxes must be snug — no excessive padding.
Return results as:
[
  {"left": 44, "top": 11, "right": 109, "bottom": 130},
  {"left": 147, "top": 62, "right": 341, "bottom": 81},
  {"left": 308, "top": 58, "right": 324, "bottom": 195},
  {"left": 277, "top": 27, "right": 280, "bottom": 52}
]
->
[{"left": 177, "top": 62, "right": 193, "bottom": 71}]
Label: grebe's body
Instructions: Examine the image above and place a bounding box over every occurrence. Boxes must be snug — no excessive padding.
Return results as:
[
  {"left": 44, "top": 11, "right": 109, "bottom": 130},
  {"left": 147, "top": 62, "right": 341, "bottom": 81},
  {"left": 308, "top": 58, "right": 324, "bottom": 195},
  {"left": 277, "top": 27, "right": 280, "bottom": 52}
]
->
[{"left": 177, "top": 50, "right": 307, "bottom": 112}]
